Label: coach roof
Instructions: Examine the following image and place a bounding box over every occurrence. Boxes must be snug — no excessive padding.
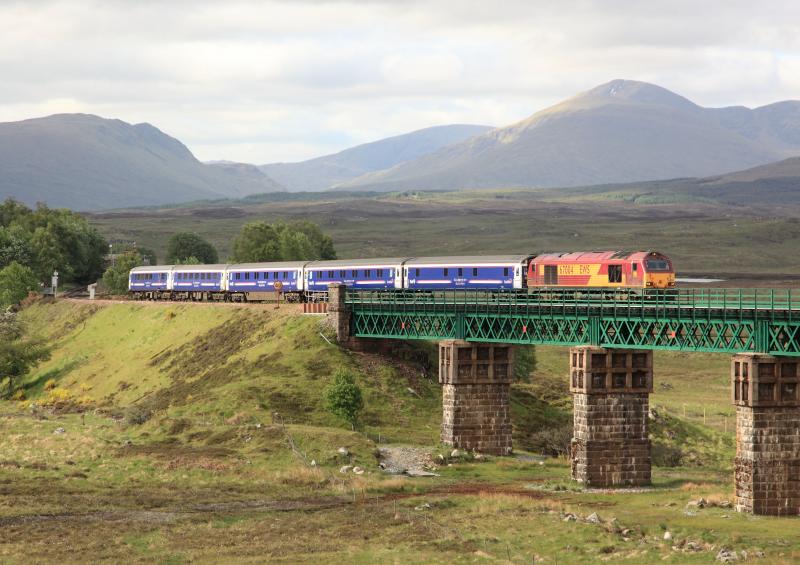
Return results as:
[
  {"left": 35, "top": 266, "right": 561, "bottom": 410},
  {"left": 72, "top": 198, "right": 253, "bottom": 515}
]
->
[
  {"left": 306, "top": 257, "right": 409, "bottom": 268},
  {"left": 171, "top": 264, "right": 229, "bottom": 271},
  {"left": 228, "top": 261, "right": 310, "bottom": 270},
  {"left": 130, "top": 265, "right": 175, "bottom": 273},
  {"left": 405, "top": 255, "right": 532, "bottom": 265}
]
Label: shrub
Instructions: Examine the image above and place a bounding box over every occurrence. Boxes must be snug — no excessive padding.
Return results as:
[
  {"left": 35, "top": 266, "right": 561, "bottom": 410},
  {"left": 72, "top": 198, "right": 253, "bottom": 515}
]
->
[
  {"left": 11, "top": 389, "right": 26, "bottom": 401},
  {"left": 324, "top": 369, "right": 364, "bottom": 430},
  {"left": 44, "top": 378, "right": 58, "bottom": 391},
  {"left": 529, "top": 423, "right": 573, "bottom": 457},
  {"left": 124, "top": 405, "right": 152, "bottom": 426}
]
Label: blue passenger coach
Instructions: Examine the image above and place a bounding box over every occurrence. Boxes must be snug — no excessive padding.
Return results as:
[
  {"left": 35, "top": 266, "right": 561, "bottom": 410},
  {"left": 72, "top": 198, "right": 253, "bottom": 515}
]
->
[
  {"left": 129, "top": 265, "right": 173, "bottom": 297},
  {"left": 403, "top": 255, "right": 531, "bottom": 290},
  {"left": 305, "top": 258, "right": 407, "bottom": 292},
  {"left": 171, "top": 264, "right": 228, "bottom": 298},
  {"left": 227, "top": 262, "right": 308, "bottom": 296}
]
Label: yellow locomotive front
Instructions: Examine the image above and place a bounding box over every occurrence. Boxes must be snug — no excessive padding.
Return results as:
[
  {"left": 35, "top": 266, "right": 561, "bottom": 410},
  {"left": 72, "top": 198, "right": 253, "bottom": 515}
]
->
[{"left": 641, "top": 252, "right": 676, "bottom": 288}]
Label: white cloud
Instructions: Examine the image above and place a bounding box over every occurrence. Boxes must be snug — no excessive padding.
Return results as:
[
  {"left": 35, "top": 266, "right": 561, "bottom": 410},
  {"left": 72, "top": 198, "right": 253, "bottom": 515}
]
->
[{"left": 0, "top": 0, "right": 798, "bottom": 162}]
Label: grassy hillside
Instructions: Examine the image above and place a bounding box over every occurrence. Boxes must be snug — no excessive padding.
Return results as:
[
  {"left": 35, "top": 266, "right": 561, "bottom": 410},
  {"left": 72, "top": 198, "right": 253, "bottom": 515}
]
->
[{"left": 0, "top": 300, "right": 797, "bottom": 562}]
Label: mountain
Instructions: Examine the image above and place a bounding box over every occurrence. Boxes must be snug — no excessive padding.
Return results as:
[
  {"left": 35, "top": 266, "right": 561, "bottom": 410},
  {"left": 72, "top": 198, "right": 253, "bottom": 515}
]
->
[
  {"left": 337, "top": 80, "right": 800, "bottom": 192},
  {"left": 260, "top": 124, "right": 492, "bottom": 191},
  {"left": 0, "top": 114, "right": 284, "bottom": 210}
]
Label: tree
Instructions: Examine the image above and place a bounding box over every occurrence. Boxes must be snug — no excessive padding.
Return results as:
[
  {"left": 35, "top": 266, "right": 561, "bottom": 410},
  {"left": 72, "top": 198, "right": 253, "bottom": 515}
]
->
[
  {"left": 136, "top": 246, "right": 158, "bottom": 265},
  {"left": 102, "top": 251, "right": 142, "bottom": 295},
  {"left": 165, "top": 232, "right": 218, "bottom": 264},
  {"left": 230, "top": 222, "right": 280, "bottom": 262},
  {"left": 0, "top": 262, "right": 39, "bottom": 308},
  {"left": 513, "top": 345, "right": 537, "bottom": 383},
  {"left": 231, "top": 220, "right": 336, "bottom": 262},
  {"left": 0, "top": 199, "right": 107, "bottom": 284},
  {"left": 0, "top": 311, "right": 50, "bottom": 398},
  {"left": 324, "top": 369, "right": 364, "bottom": 430}
]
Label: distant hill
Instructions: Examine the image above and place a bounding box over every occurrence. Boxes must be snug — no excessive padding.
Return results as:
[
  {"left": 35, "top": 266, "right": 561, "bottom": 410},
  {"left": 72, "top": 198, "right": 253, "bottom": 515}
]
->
[
  {"left": 338, "top": 80, "right": 800, "bottom": 192},
  {"left": 0, "top": 114, "right": 284, "bottom": 210},
  {"left": 260, "top": 124, "right": 492, "bottom": 191},
  {"left": 682, "top": 155, "right": 800, "bottom": 204}
]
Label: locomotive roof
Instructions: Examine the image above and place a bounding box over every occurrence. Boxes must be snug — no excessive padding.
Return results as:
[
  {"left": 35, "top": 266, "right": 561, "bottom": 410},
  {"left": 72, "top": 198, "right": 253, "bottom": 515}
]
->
[
  {"left": 229, "top": 261, "right": 310, "bottom": 270},
  {"left": 405, "top": 255, "right": 532, "bottom": 265},
  {"left": 533, "top": 251, "right": 669, "bottom": 262},
  {"left": 306, "top": 257, "right": 409, "bottom": 268}
]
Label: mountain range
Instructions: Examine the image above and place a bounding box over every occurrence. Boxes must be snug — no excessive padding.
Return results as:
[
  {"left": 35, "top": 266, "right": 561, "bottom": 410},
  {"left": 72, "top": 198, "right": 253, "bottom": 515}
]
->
[
  {"left": 336, "top": 80, "right": 800, "bottom": 192},
  {"left": 2, "top": 79, "right": 799, "bottom": 210},
  {"left": 260, "top": 124, "right": 492, "bottom": 191},
  {"left": 0, "top": 114, "right": 283, "bottom": 210}
]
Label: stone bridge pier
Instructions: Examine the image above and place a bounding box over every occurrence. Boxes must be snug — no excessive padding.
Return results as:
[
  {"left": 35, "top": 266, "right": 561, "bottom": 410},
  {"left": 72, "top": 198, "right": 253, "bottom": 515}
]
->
[
  {"left": 438, "top": 340, "right": 514, "bottom": 455},
  {"left": 731, "top": 354, "right": 800, "bottom": 516},
  {"left": 569, "top": 346, "right": 653, "bottom": 487}
]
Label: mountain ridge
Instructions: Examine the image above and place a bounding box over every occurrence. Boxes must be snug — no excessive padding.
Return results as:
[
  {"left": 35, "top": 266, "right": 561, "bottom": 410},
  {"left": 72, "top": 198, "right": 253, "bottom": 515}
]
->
[
  {"left": 0, "top": 113, "right": 284, "bottom": 210},
  {"left": 338, "top": 79, "right": 800, "bottom": 192}
]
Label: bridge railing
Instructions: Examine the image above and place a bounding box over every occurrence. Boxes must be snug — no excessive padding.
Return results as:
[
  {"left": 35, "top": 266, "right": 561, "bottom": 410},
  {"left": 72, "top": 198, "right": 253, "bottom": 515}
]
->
[{"left": 345, "top": 288, "right": 800, "bottom": 321}]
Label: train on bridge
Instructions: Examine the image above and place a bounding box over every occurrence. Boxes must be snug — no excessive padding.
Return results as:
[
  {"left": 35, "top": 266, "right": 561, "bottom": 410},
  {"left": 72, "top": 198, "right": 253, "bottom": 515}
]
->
[{"left": 128, "top": 250, "right": 675, "bottom": 301}]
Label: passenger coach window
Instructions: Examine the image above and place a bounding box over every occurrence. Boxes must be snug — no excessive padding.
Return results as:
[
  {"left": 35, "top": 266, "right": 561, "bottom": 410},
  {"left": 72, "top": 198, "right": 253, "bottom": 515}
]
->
[
  {"left": 504, "top": 267, "right": 509, "bottom": 277},
  {"left": 377, "top": 269, "right": 383, "bottom": 277},
  {"left": 245, "top": 273, "right": 250, "bottom": 280},
  {"left": 236, "top": 273, "right": 241, "bottom": 280},
  {"left": 443, "top": 268, "right": 449, "bottom": 276},
  {"left": 365, "top": 269, "right": 371, "bottom": 277},
  {"left": 415, "top": 268, "right": 420, "bottom": 276},
  {"left": 352, "top": 270, "right": 357, "bottom": 277},
  {"left": 458, "top": 268, "right": 463, "bottom": 277},
  {"left": 472, "top": 268, "right": 478, "bottom": 276},
  {"left": 340, "top": 270, "right": 345, "bottom": 277},
  {"left": 329, "top": 270, "right": 334, "bottom": 277}
]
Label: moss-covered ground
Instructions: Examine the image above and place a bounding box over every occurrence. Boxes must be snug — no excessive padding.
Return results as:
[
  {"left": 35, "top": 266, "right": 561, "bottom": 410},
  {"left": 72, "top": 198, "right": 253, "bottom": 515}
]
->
[{"left": 0, "top": 300, "right": 798, "bottom": 563}]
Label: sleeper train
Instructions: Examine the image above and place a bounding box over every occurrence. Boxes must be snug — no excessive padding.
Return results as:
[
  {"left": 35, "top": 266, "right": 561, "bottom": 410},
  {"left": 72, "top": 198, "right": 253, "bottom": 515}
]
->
[{"left": 128, "top": 251, "right": 675, "bottom": 301}]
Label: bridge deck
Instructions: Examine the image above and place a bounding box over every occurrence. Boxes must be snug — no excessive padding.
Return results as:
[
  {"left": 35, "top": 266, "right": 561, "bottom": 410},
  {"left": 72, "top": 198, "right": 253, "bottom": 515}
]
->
[{"left": 346, "top": 288, "right": 800, "bottom": 355}]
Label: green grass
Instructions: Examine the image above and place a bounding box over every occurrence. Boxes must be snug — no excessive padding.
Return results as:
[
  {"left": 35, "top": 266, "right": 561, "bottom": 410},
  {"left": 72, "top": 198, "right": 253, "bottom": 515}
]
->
[{"left": 1, "top": 300, "right": 799, "bottom": 562}]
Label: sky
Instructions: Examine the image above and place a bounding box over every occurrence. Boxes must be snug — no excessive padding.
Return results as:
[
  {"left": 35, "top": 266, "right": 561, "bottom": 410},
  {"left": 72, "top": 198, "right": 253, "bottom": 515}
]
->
[{"left": 1, "top": 0, "right": 799, "bottom": 164}]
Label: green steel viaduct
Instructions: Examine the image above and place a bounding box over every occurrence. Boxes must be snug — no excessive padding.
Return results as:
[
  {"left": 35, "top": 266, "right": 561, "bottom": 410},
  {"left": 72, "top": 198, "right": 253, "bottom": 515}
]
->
[{"left": 327, "top": 285, "right": 800, "bottom": 517}]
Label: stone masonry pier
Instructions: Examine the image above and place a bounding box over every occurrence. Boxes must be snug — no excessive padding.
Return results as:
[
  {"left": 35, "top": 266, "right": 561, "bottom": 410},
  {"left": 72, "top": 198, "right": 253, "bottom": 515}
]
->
[
  {"left": 731, "top": 354, "right": 800, "bottom": 515},
  {"left": 569, "top": 346, "right": 653, "bottom": 487},
  {"left": 439, "top": 340, "right": 514, "bottom": 455}
]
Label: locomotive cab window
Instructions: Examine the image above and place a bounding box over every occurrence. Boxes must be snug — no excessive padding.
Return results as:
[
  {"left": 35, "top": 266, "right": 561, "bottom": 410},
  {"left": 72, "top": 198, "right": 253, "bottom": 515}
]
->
[
  {"left": 645, "top": 259, "right": 670, "bottom": 271},
  {"left": 632, "top": 264, "right": 638, "bottom": 273},
  {"left": 608, "top": 264, "right": 622, "bottom": 283}
]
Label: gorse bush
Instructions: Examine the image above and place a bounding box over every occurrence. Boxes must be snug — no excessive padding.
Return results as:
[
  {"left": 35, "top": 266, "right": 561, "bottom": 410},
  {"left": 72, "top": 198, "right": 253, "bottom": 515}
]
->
[{"left": 324, "top": 369, "right": 363, "bottom": 430}]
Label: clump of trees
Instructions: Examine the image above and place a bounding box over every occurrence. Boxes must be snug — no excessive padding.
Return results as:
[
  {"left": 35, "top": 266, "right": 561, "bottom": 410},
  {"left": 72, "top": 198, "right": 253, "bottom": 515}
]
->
[
  {"left": 0, "top": 311, "right": 50, "bottom": 398},
  {"left": 0, "top": 262, "right": 39, "bottom": 309},
  {"left": 324, "top": 369, "right": 364, "bottom": 430},
  {"left": 0, "top": 199, "right": 107, "bottom": 288},
  {"left": 165, "top": 232, "right": 219, "bottom": 264},
  {"left": 231, "top": 220, "right": 336, "bottom": 262},
  {"left": 102, "top": 251, "right": 144, "bottom": 295}
]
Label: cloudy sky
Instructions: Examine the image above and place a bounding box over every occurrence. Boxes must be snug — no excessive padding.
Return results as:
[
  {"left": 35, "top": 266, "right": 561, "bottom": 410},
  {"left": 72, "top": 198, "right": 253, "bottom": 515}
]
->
[{"left": 1, "top": 0, "right": 799, "bottom": 163}]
